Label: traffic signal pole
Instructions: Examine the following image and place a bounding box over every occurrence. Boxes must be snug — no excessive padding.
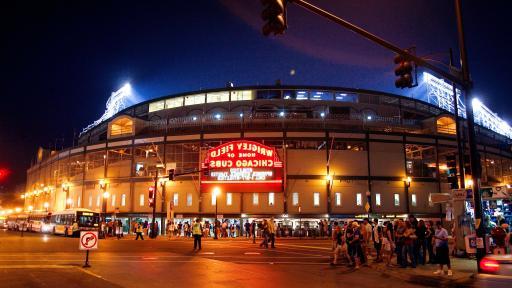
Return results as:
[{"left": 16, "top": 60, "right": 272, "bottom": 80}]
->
[
  {"left": 272, "top": 0, "right": 485, "bottom": 272},
  {"left": 454, "top": 0, "right": 486, "bottom": 272}
]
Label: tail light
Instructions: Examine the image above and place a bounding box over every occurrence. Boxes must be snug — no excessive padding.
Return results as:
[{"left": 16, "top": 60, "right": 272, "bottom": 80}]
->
[{"left": 480, "top": 258, "right": 500, "bottom": 273}]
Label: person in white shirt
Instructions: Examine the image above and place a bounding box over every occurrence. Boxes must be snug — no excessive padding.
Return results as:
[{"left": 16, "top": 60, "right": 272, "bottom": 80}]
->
[{"left": 433, "top": 221, "right": 452, "bottom": 276}]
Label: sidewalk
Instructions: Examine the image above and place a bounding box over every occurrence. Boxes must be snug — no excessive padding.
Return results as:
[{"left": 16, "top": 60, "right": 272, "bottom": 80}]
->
[{"left": 373, "top": 258, "right": 476, "bottom": 287}]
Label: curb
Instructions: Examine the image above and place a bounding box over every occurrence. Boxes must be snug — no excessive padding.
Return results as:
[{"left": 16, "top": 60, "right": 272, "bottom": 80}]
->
[{"left": 375, "top": 265, "right": 474, "bottom": 287}]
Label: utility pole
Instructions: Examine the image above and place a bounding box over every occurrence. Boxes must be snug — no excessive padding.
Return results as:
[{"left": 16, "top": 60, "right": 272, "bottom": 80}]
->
[{"left": 454, "top": 0, "right": 485, "bottom": 271}]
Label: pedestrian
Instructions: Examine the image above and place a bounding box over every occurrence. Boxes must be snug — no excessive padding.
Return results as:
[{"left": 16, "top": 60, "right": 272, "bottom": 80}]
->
[
  {"left": 426, "top": 220, "right": 436, "bottom": 264},
  {"left": 372, "top": 218, "right": 382, "bottom": 262},
  {"left": 268, "top": 217, "right": 276, "bottom": 248},
  {"left": 382, "top": 221, "right": 395, "bottom": 267},
  {"left": 401, "top": 221, "right": 416, "bottom": 268},
  {"left": 192, "top": 218, "right": 202, "bottom": 251},
  {"left": 260, "top": 219, "right": 269, "bottom": 248},
  {"left": 135, "top": 223, "right": 144, "bottom": 240},
  {"left": 251, "top": 220, "right": 256, "bottom": 243},
  {"left": 331, "top": 222, "right": 352, "bottom": 266},
  {"left": 491, "top": 220, "right": 507, "bottom": 255},
  {"left": 415, "top": 220, "right": 427, "bottom": 265},
  {"left": 395, "top": 219, "right": 405, "bottom": 267},
  {"left": 116, "top": 220, "right": 123, "bottom": 240},
  {"left": 433, "top": 221, "right": 452, "bottom": 276},
  {"left": 362, "top": 218, "right": 372, "bottom": 262},
  {"left": 349, "top": 221, "right": 364, "bottom": 269},
  {"left": 143, "top": 220, "right": 149, "bottom": 236}
]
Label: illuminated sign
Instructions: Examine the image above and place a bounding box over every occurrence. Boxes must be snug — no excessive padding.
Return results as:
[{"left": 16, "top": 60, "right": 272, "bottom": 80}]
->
[{"left": 201, "top": 140, "right": 283, "bottom": 193}]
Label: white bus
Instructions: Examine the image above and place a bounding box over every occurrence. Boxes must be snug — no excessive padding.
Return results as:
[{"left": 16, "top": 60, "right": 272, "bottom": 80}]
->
[
  {"left": 27, "top": 212, "right": 52, "bottom": 233},
  {"left": 50, "top": 209, "right": 100, "bottom": 236},
  {"left": 6, "top": 214, "right": 28, "bottom": 231}
]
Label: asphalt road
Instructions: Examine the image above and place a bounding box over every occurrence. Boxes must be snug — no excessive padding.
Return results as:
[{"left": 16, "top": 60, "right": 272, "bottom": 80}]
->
[{"left": 0, "top": 229, "right": 507, "bottom": 288}]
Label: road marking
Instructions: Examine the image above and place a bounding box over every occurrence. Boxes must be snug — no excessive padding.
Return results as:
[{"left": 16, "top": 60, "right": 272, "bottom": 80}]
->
[
  {"left": 199, "top": 252, "right": 215, "bottom": 255},
  {"left": 142, "top": 257, "right": 158, "bottom": 260},
  {"left": 244, "top": 252, "right": 261, "bottom": 255},
  {"left": 277, "top": 244, "right": 332, "bottom": 250},
  {"left": 0, "top": 264, "right": 75, "bottom": 269},
  {"left": 234, "top": 261, "right": 329, "bottom": 265},
  {"left": 77, "top": 267, "right": 104, "bottom": 279}
]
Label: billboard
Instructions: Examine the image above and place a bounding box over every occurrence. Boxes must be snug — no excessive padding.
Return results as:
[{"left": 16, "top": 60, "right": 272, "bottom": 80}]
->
[{"left": 200, "top": 140, "right": 283, "bottom": 193}]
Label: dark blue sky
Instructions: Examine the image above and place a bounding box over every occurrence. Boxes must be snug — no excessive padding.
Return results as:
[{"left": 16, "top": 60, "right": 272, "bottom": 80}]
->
[{"left": 1, "top": 0, "right": 511, "bottom": 194}]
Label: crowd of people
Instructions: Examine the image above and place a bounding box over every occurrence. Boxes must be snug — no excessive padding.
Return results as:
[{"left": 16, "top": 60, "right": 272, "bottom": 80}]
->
[{"left": 330, "top": 215, "right": 454, "bottom": 276}]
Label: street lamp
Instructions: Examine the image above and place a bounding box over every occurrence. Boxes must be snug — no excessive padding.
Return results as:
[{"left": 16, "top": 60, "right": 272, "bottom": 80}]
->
[
  {"left": 66, "top": 198, "right": 73, "bottom": 209},
  {"left": 43, "top": 202, "right": 49, "bottom": 212},
  {"left": 298, "top": 205, "right": 302, "bottom": 239},
  {"left": 403, "top": 176, "right": 412, "bottom": 214},
  {"left": 213, "top": 187, "right": 221, "bottom": 240}
]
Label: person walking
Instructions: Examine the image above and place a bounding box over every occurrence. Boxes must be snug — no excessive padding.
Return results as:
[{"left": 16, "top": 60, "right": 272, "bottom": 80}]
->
[
  {"left": 268, "top": 217, "right": 276, "bottom": 248},
  {"left": 192, "top": 218, "right": 203, "bottom": 251},
  {"left": 395, "top": 219, "right": 405, "bottom": 267},
  {"left": 433, "top": 221, "right": 452, "bottom": 276},
  {"left": 382, "top": 221, "right": 395, "bottom": 267},
  {"left": 135, "top": 223, "right": 144, "bottom": 240},
  {"left": 349, "top": 221, "right": 364, "bottom": 269},
  {"left": 259, "top": 219, "right": 269, "bottom": 248},
  {"left": 372, "top": 218, "right": 383, "bottom": 263},
  {"left": 116, "top": 220, "right": 123, "bottom": 240},
  {"left": 251, "top": 220, "right": 256, "bottom": 244}
]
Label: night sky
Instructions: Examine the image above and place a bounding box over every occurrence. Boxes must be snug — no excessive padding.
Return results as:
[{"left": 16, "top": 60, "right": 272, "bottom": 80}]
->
[{"left": 1, "top": 0, "right": 511, "bottom": 203}]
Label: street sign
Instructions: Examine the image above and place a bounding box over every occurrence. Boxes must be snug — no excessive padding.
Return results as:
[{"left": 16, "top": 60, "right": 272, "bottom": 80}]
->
[
  {"left": 364, "top": 202, "right": 370, "bottom": 213},
  {"left": 80, "top": 231, "right": 99, "bottom": 250}
]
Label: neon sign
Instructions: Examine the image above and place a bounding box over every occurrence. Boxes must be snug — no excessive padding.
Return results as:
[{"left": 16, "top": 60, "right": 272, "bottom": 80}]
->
[{"left": 201, "top": 140, "right": 283, "bottom": 193}]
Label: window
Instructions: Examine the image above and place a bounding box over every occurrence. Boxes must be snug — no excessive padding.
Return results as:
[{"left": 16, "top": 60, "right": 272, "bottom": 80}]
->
[
  {"left": 187, "top": 193, "right": 192, "bottom": 206},
  {"left": 375, "top": 193, "right": 381, "bottom": 206},
  {"left": 207, "top": 91, "right": 229, "bottom": 103},
  {"left": 356, "top": 193, "right": 362, "bottom": 206},
  {"left": 313, "top": 192, "right": 320, "bottom": 206},
  {"left": 109, "top": 117, "right": 133, "bottom": 137},
  {"left": 411, "top": 194, "right": 417, "bottom": 207},
  {"left": 139, "top": 194, "right": 145, "bottom": 206},
  {"left": 394, "top": 194, "right": 400, "bottom": 206},
  {"left": 226, "top": 193, "right": 232, "bottom": 206},
  {"left": 292, "top": 192, "right": 299, "bottom": 206},
  {"left": 253, "top": 193, "right": 259, "bottom": 205},
  {"left": 211, "top": 193, "right": 217, "bottom": 206},
  {"left": 89, "top": 195, "right": 92, "bottom": 207},
  {"left": 405, "top": 144, "right": 437, "bottom": 178},
  {"left": 184, "top": 93, "right": 205, "bottom": 106},
  {"left": 77, "top": 196, "right": 81, "bottom": 207},
  {"left": 268, "top": 192, "right": 275, "bottom": 206},
  {"left": 111, "top": 194, "right": 116, "bottom": 207},
  {"left": 335, "top": 192, "right": 342, "bottom": 206},
  {"left": 165, "top": 97, "right": 183, "bottom": 109},
  {"left": 121, "top": 194, "right": 126, "bottom": 207},
  {"left": 231, "top": 90, "right": 254, "bottom": 101},
  {"left": 96, "top": 195, "right": 100, "bottom": 207},
  {"left": 149, "top": 100, "right": 165, "bottom": 112},
  {"left": 174, "top": 193, "right": 179, "bottom": 206}
]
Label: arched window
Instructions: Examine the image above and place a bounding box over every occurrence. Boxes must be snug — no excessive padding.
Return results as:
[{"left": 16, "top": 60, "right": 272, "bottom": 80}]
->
[
  {"left": 437, "top": 116, "right": 456, "bottom": 135},
  {"left": 109, "top": 116, "right": 133, "bottom": 137}
]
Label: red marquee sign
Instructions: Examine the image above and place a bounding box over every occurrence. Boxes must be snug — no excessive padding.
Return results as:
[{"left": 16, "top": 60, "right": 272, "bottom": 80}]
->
[{"left": 201, "top": 140, "right": 283, "bottom": 193}]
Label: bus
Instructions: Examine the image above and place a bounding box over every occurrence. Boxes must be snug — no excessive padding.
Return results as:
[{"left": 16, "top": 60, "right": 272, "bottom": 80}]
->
[
  {"left": 6, "top": 214, "right": 28, "bottom": 231},
  {"left": 50, "top": 209, "right": 100, "bottom": 237},
  {"left": 27, "top": 212, "right": 52, "bottom": 233}
]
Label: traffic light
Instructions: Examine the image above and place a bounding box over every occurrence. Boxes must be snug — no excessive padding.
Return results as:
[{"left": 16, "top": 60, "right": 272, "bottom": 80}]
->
[
  {"left": 261, "top": 0, "right": 287, "bottom": 36},
  {"left": 393, "top": 53, "right": 414, "bottom": 88},
  {"left": 168, "top": 169, "right": 175, "bottom": 181},
  {"left": 148, "top": 186, "right": 155, "bottom": 207}
]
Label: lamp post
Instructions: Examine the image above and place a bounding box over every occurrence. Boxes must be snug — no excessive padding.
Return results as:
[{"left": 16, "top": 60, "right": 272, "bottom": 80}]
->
[
  {"left": 62, "top": 182, "right": 70, "bottom": 209},
  {"left": 403, "top": 176, "right": 412, "bottom": 214},
  {"left": 213, "top": 187, "right": 220, "bottom": 240},
  {"left": 99, "top": 179, "right": 108, "bottom": 224},
  {"left": 298, "top": 205, "right": 302, "bottom": 239},
  {"left": 43, "top": 202, "right": 49, "bottom": 212}
]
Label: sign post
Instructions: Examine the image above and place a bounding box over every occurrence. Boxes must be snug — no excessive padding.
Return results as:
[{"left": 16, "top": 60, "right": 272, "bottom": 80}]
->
[{"left": 79, "top": 231, "right": 99, "bottom": 268}]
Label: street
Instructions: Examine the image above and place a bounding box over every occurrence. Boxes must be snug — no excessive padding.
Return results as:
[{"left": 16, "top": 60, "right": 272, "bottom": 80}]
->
[{"left": 0, "top": 230, "right": 507, "bottom": 288}]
